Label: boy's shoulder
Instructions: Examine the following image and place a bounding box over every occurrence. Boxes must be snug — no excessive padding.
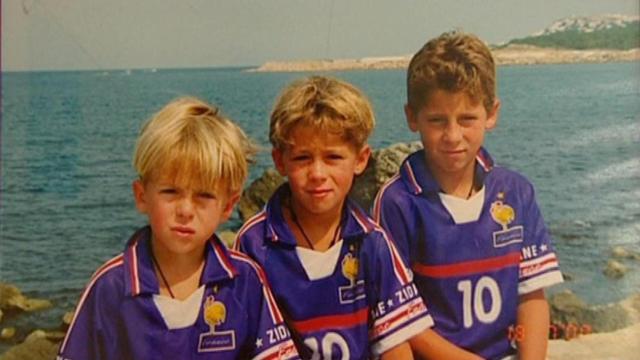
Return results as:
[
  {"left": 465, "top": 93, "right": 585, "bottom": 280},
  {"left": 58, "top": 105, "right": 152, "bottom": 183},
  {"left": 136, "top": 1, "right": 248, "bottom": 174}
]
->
[
  {"left": 77, "top": 253, "right": 127, "bottom": 307},
  {"left": 485, "top": 164, "right": 536, "bottom": 194}
]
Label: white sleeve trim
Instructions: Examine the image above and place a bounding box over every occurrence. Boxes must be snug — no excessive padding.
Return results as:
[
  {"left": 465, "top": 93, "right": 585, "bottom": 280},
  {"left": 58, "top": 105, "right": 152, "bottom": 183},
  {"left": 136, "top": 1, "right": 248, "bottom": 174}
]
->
[
  {"left": 518, "top": 270, "right": 564, "bottom": 295},
  {"left": 371, "top": 315, "right": 433, "bottom": 356}
]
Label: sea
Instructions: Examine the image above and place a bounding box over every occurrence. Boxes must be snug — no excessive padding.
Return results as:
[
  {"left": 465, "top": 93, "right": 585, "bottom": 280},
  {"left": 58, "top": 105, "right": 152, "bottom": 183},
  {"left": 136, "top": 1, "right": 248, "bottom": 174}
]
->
[{"left": 1, "top": 62, "right": 639, "bottom": 343}]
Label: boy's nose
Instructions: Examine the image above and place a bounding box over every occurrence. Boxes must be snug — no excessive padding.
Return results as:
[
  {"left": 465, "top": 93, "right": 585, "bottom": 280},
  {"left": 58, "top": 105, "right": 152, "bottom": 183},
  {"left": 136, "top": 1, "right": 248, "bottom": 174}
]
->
[
  {"left": 308, "top": 160, "right": 328, "bottom": 179},
  {"left": 443, "top": 121, "right": 463, "bottom": 143},
  {"left": 176, "top": 198, "right": 195, "bottom": 219}
]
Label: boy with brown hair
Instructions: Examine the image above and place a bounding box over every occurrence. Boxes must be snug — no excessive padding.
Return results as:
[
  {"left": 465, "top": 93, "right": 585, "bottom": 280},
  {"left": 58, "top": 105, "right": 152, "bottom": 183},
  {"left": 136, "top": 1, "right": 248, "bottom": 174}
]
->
[
  {"left": 235, "top": 76, "right": 434, "bottom": 359},
  {"left": 373, "top": 31, "right": 563, "bottom": 359},
  {"left": 59, "top": 97, "right": 299, "bottom": 359}
]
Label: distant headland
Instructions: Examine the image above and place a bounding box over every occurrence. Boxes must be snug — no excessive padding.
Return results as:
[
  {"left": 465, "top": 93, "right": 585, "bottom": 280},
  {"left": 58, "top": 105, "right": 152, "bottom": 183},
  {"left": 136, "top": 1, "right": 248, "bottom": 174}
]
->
[
  {"left": 249, "top": 45, "right": 640, "bottom": 72},
  {"left": 251, "top": 14, "right": 639, "bottom": 73}
]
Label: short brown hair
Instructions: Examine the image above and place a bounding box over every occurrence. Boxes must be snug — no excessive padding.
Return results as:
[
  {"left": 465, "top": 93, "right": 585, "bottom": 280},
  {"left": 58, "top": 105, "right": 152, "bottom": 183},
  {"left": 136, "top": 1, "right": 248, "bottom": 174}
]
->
[
  {"left": 407, "top": 31, "right": 496, "bottom": 113},
  {"left": 133, "top": 97, "right": 256, "bottom": 197},
  {"left": 269, "top": 76, "right": 374, "bottom": 150}
]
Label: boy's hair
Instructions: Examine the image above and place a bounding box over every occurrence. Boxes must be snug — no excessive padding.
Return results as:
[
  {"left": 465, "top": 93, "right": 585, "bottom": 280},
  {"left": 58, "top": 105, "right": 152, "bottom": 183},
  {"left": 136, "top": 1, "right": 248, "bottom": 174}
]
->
[
  {"left": 269, "top": 76, "right": 375, "bottom": 150},
  {"left": 407, "top": 31, "right": 496, "bottom": 113},
  {"left": 133, "top": 97, "right": 256, "bottom": 196}
]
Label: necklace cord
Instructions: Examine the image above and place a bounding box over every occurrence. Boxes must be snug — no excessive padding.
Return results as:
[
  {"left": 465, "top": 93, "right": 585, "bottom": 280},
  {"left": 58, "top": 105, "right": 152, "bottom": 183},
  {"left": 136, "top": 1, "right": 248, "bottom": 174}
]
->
[
  {"left": 150, "top": 243, "right": 176, "bottom": 299},
  {"left": 289, "top": 198, "right": 342, "bottom": 250}
]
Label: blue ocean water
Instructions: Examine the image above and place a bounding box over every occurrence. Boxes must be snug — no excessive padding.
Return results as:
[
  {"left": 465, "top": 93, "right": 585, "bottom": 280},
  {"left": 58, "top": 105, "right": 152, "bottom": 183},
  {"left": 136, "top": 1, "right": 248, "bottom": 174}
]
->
[{"left": 1, "top": 63, "right": 639, "bottom": 335}]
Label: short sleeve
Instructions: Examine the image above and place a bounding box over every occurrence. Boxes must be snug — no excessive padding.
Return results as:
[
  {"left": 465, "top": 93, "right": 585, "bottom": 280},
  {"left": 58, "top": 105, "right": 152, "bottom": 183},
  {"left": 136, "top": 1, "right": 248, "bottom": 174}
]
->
[
  {"left": 366, "top": 230, "right": 434, "bottom": 356},
  {"left": 241, "top": 260, "right": 300, "bottom": 360},
  {"left": 518, "top": 184, "right": 563, "bottom": 295}
]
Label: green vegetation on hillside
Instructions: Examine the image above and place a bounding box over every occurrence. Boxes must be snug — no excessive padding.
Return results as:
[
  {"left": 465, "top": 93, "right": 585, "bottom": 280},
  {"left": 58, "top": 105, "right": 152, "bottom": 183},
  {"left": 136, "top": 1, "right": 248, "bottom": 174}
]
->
[{"left": 508, "top": 22, "right": 639, "bottom": 50}]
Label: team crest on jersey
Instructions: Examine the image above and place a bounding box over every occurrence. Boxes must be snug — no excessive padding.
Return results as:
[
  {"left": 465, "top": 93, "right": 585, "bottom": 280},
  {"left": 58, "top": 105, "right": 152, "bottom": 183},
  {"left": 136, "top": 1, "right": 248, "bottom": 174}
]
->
[
  {"left": 490, "top": 192, "right": 524, "bottom": 248},
  {"left": 338, "top": 252, "right": 366, "bottom": 304},
  {"left": 198, "top": 295, "right": 236, "bottom": 352}
]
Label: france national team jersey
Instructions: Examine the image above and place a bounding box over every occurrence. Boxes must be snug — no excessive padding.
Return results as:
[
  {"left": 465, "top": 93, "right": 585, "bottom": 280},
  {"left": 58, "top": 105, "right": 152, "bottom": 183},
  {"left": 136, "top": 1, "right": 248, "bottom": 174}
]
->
[
  {"left": 373, "top": 148, "right": 563, "bottom": 360},
  {"left": 235, "top": 185, "right": 434, "bottom": 359},
  {"left": 58, "top": 226, "right": 299, "bottom": 360}
]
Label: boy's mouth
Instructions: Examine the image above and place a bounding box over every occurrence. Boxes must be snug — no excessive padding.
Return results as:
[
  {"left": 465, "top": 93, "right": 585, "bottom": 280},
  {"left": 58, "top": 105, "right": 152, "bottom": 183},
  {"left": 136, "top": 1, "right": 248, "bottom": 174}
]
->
[
  {"left": 171, "top": 226, "right": 196, "bottom": 236},
  {"left": 307, "top": 188, "right": 332, "bottom": 197}
]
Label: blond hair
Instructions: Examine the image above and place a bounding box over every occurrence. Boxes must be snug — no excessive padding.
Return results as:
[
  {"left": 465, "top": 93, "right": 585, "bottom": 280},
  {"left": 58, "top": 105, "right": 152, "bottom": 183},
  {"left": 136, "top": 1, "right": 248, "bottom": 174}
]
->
[
  {"left": 133, "top": 97, "right": 256, "bottom": 196},
  {"left": 407, "top": 31, "right": 496, "bottom": 113},
  {"left": 269, "top": 76, "right": 375, "bottom": 150}
]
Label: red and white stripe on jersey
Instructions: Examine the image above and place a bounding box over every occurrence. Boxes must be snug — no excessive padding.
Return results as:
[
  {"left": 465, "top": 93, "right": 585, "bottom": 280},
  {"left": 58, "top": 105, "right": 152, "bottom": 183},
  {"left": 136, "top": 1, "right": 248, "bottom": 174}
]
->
[
  {"left": 60, "top": 254, "right": 124, "bottom": 353},
  {"left": 253, "top": 339, "right": 298, "bottom": 360},
  {"left": 293, "top": 307, "right": 369, "bottom": 333},
  {"left": 476, "top": 151, "right": 493, "bottom": 172},
  {"left": 350, "top": 208, "right": 374, "bottom": 234},
  {"left": 372, "top": 173, "right": 400, "bottom": 224},
  {"left": 212, "top": 240, "right": 238, "bottom": 279},
  {"left": 519, "top": 253, "right": 559, "bottom": 279},
  {"left": 370, "top": 297, "right": 427, "bottom": 340},
  {"left": 404, "top": 161, "right": 422, "bottom": 194},
  {"left": 413, "top": 252, "right": 520, "bottom": 278},
  {"left": 127, "top": 240, "right": 141, "bottom": 296},
  {"left": 229, "top": 250, "right": 284, "bottom": 325},
  {"left": 375, "top": 226, "right": 412, "bottom": 285},
  {"left": 234, "top": 210, "right": 267, "bottom": 251}
]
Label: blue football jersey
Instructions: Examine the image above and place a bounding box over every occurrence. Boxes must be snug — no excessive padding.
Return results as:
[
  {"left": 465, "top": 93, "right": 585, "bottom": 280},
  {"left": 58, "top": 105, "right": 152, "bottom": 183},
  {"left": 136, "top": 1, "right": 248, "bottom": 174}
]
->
[
  {"left": 58, "top": 226, "right": 299, "bottom": 360},
  {"left": 373, "top": 148, "right": 563, "bottom": 360},
  {"left": 235, "top": 185, "right": 433, "bottom": 359}
]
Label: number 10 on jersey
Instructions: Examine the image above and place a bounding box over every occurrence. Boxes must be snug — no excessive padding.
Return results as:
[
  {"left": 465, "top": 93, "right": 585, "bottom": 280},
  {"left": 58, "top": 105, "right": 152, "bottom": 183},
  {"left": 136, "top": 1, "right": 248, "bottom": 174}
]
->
[{"left": 457, "top": 276, "right": 502, "bottom": 328}]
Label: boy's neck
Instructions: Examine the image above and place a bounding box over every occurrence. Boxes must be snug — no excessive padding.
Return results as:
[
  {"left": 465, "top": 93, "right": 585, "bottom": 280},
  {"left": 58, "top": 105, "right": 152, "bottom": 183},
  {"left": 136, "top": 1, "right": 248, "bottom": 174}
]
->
[
  {"left": 429, "top": 161, "right": 478, "bottom": 199},
  {"left": 286, "top": 197, "right": 343, "bottom": 253},
  {"left": 151, "top": 239, "right": 206, "bottom": 300}
]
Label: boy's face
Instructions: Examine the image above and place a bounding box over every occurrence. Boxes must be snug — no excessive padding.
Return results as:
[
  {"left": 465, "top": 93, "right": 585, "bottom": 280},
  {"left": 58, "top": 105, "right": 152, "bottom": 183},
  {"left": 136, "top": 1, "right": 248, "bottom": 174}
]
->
[
  {"left": 405, "top": 89, "right": 499, "bottom": 183},
  {"left": 272, "top": 125, "right": 370, "bottom": 221},
  {"left": 132, "top": 176, "right": 238, "bottom": 257}
]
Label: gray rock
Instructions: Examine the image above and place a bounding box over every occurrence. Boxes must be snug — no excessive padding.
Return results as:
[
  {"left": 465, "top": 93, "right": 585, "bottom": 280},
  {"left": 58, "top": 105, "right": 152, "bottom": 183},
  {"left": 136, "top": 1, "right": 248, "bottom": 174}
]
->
[
  {"left": 603, "top": 259, "right": 628, "bottom": 279},
  {"left": 238, "top": 168, "right": 285, "bottom": 222},
  {"left": 611, "top": 246, "right": 640, "bottom": 260},
  {"left": 218, "top": 230, "right": 237, "bottom": 248},
  {"left": 238, "top": 142, "right": 421, "bottom": 222},
  {"left": 62, "top": 311, "right": 74, "bottom": 328},
  {"left": 548, "top": 290, "right": 632, "bottom": 334},
  {"left": 0, "top": 327, "right": 16, "bottom": 340},
  {"left": 0, "top": 336, "right": 59, "bottom": 360},
  {"left": 0, "top": 283, "right": 52, "bottom": 313}
]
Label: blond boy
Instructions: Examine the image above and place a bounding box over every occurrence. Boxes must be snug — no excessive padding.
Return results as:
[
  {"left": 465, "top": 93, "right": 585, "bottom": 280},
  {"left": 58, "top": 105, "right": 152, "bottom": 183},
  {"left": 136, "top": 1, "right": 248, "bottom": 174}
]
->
[
  {"left": 59, "top": 97, "right": 299, "bottom": 360},
  {"left": 235, "top": 76, "right": 434, "bottom": 359},
  {"left": 373, "top": 32, "right": 563, "bottom": 359}
]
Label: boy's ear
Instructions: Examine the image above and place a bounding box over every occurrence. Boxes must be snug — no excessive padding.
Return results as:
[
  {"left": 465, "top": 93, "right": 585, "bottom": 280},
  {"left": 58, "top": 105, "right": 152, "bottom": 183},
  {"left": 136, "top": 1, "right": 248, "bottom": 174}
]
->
[
  {"left": 132, "top": 180, "right": 148, "bottom": 214},
  {"left": 354, "top": 144, "right": 371, "bottom": 176},
  {"left": 272, "top": 148, "right": 287, "bottom": 176},
  {"left": 486, "top": 99, "right": 501, "bottom": 130},
  {"left": 221, "top": 192, "right": 241, "bottom": 221},
  {"left": 404, "top": 104, "right": 419, "bottom": 132}
]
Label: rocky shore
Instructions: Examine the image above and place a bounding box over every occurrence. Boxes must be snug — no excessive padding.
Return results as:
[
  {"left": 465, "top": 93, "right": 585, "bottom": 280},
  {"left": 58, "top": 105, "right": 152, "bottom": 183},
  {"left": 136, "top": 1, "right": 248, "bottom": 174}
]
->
[
  {"left": 250, "top": 44, "right": 640, "bottom": 72},
  {"left": 2, "top": 142, "right": 639, "bottom": 359}
]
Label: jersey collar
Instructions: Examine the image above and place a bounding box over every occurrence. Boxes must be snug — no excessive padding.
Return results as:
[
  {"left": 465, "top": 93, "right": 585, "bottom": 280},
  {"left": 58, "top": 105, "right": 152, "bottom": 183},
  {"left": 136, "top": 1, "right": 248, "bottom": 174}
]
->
[
  {"left": 123, "top": 226, "right": 237, "bottom": 297},
  {"left": 263, "top": 184, "right": 374, "bottom": 247},
  {"left": 400, "top": 147, "right": 495, "bottom": 195}
]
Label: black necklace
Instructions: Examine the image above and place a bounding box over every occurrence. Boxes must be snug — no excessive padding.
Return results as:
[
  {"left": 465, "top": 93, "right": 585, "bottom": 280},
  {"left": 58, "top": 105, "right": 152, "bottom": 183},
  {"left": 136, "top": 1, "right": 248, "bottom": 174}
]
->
[
  {"left": 289, "top": 199, "right": 342, "bottom": 251},
  {"left": 150, "top": 244, "right": 176, "bottom": 299}
]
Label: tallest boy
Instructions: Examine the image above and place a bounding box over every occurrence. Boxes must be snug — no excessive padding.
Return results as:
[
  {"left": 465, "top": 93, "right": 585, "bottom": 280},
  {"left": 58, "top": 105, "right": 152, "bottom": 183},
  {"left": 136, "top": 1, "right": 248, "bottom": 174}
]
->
[{"left": 373, "top": 32, "right": 563, "bottom": 359}]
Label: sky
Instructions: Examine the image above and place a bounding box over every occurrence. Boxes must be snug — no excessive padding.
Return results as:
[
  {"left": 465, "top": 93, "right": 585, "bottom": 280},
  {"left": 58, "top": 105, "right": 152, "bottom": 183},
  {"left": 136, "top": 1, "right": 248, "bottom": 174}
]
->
[{"left": 2, "top": 0, "right": 638, "bottom": 72}]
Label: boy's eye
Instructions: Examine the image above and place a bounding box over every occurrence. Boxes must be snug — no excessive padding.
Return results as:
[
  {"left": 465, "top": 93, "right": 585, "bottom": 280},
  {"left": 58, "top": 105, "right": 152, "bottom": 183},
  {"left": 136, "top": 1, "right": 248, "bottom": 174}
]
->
[
  {"left": 160, "top": 188, "right": 177, "bottom": 194},
  {"left": 292, "top": 155, "right": 310, "bottom": 161},
  {"left": 198, "top": 192, "right": 216, "bottom": 200},
  {"left": 426, "top": 117, "right": 446, "bottom": 124},
  {"left": 327, "top": 153, "right": 344, "bottom": 160}
]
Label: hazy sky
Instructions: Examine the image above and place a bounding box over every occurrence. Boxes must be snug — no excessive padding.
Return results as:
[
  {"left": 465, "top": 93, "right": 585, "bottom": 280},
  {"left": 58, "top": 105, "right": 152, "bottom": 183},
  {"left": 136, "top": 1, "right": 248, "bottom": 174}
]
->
[{"left": 2, "top": 0, "right": 638, "bottom": 71}]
